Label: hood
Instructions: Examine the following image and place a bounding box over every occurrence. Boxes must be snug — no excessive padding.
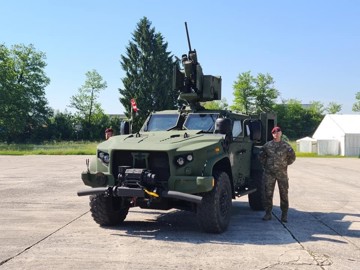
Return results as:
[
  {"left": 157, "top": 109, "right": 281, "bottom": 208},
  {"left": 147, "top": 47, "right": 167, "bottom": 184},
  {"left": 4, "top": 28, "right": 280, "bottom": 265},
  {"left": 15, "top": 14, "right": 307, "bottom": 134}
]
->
[{"left": 98, "top": 130, "right": 222, "bottom": 152}]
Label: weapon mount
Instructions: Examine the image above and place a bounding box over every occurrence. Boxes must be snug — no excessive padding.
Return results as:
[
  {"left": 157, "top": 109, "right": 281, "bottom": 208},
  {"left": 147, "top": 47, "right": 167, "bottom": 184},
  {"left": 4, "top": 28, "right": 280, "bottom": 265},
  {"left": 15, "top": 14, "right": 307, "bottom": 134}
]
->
[{"left": 173, "top": 22, "right": 222, "bottom": 111}]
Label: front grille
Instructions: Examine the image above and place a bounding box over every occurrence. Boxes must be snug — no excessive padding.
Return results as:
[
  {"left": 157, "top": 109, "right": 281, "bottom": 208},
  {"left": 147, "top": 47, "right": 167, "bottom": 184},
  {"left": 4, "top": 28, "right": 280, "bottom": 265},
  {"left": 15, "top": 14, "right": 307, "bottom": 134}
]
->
[{"left": 112, "top": 151, "right": 170, "bottom": 182}]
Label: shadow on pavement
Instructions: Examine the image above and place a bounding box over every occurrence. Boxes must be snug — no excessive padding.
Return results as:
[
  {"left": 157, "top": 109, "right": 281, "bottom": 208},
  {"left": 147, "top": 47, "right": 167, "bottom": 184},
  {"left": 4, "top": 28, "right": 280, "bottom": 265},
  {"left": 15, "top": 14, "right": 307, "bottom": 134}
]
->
[{"left": 105, "top": 200, "right": 360, "bottom": 245}]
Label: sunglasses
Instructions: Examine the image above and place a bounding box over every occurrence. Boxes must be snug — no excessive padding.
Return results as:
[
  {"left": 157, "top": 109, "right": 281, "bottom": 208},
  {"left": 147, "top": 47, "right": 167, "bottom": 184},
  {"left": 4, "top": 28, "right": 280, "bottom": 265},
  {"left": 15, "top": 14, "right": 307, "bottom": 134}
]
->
[{"left": 272, "top": 130, "right": 281, "bottom": 134}]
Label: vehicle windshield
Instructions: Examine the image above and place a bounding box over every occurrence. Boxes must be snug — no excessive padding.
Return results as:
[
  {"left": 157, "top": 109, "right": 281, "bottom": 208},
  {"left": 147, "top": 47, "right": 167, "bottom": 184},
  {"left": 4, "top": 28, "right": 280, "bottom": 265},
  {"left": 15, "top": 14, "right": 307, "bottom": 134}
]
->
[
  {"left": 183, "top": 113, "right": 219, "bottom": 132},
  {"left": 144, "top": 114, "right": 180, "bottom": 131}
]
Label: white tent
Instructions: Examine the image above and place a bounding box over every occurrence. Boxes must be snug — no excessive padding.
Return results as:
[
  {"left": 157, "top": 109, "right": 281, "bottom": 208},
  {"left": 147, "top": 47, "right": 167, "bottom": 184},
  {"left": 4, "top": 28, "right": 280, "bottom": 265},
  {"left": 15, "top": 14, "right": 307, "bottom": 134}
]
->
[
  {"left": 313, "top": 114, "right": 360, "bottom": 156},
  {"left": 296, "top": 136, "right": 317, "bottom": 153}
]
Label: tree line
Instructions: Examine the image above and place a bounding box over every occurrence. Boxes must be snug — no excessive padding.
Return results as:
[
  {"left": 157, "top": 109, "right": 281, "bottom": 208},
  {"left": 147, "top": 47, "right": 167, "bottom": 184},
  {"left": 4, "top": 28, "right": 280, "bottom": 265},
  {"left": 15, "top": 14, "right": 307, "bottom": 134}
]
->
[{"left": 1, "top": 17, "right": 360, "bottom": 143}]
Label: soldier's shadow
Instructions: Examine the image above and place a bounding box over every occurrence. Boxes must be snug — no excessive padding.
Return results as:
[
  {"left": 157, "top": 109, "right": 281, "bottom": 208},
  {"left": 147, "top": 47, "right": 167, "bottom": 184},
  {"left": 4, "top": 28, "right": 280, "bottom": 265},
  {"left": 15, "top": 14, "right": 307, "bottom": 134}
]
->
[{"left": 109, "top": 200, "right": 360, "bottom": 245}]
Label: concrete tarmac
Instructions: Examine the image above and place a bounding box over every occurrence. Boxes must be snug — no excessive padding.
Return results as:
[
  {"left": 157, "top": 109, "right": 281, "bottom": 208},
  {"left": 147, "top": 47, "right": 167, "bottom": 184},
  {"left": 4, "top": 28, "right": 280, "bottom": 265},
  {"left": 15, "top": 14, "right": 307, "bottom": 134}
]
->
[{"left": 0, "top": 156, "right": 359, "bottom": 269}]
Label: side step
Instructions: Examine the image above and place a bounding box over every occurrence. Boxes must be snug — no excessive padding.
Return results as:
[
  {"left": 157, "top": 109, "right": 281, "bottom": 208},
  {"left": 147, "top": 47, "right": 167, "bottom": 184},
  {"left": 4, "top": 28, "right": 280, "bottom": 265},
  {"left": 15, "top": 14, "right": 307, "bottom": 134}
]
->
[{"left": 235, "top": 188, "right": 256, "bottom": 197}]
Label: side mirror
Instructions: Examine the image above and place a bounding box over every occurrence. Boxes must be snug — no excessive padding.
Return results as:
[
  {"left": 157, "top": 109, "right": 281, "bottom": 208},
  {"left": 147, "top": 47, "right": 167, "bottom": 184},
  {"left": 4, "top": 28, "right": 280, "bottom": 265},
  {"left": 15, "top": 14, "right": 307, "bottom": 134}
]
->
[
  {"left": 120, "top": 121, "right": 130, "bottom": 135},
  {"left": 249, "top": 120, "right": 262, "bottom": 141},
  {"left": 215, "top": 118, "right": 232, "bottom": 135}
]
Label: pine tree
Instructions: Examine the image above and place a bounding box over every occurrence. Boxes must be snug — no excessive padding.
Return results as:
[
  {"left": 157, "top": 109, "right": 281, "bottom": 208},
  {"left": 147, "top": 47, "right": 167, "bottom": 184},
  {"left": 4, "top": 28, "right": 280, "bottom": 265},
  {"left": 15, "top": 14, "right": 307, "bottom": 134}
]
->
[{"left": 119, "top": 17, "right": 176, "bottom": 131}]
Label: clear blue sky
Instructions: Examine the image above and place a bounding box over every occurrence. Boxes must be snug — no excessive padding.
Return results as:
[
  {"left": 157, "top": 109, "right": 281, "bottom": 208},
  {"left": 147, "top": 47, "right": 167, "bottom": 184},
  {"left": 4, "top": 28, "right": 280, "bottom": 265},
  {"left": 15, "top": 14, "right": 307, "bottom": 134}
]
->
[{"left": 2, "top": 0, "right": 360, "bottom": 114}]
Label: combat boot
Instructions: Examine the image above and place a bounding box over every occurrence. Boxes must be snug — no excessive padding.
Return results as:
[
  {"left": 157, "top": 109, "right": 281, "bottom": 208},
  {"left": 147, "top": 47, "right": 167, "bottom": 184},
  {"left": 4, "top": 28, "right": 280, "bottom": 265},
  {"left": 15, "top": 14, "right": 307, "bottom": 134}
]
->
[
  {"left": 262, "top": 211, "right": 272, "bottom": 221},
  {"left": 281, "top": 212, "right": 288, "bottom": 223}
]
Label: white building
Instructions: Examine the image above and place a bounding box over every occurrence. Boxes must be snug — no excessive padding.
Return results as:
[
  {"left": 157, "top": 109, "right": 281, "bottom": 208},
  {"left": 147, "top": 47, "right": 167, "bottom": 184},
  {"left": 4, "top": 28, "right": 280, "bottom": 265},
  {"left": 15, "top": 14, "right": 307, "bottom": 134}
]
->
[{"left": 312, "top": 114, "right": 360, "bottom": 156}]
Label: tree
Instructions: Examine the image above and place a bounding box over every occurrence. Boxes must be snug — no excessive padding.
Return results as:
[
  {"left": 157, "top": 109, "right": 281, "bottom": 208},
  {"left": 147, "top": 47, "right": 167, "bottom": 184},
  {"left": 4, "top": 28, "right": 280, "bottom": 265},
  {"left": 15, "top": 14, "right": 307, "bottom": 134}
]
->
[
  {"left": 326, "top": 102, "right": 342, "bottom": 114},
  {"left": 307, "top": 101, "right": 325, "bottom": 127},
  {"left": 308, "top": 101, "right": 325, "bottom": 115},
  {"left": 202, "top": 98, "right": 228, "bottom": 110},
  {"left": 352, "top": 91, "right": 360, "bottom": 112},
  {"left": 230, "top": 71, "right": 279, "bottom": 114},
  {"left": 119, "top": 17, "right": 176, "bottom": 132},
  {"left": 274, "top": 99, "right": 324, "bottom": 139},
  {"left": 69, "top": 69, "right": 107, "bottom": 140},
  {"left": 0, "top": 44, "right": 51, "bottom": 143},
  {"left": 253, "top": 73, "right": 279, "bottom": 113},
  {"left": 230, "top": 71, "right": 254, "bottom": 114},
  {"left": 274, "top": 99, "right": 304, "bottom": 139},
  {"left": 48, "top": 110, "right": 76, "bottom": 141}
]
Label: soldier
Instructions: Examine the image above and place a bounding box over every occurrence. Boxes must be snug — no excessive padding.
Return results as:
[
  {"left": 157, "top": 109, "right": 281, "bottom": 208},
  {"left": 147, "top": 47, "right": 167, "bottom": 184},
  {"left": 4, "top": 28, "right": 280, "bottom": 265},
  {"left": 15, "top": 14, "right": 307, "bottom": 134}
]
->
[
  {"left": 105, "top": 128, "right": 113, "bottom": 140},
  {"left": 259, "top": 126, "right": 296, "bottom": 223}
]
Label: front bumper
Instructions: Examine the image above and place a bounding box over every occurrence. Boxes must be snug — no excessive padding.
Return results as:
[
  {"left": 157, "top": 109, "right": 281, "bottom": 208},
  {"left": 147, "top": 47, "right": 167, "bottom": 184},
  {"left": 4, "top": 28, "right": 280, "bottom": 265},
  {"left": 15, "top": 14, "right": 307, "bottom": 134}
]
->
[
  {"left": 81, "top": 171, "right": 116, "bottom": 187},
  {"left": 81, "top": 171, "right": 214, "bottom": 194},
  {"left": 77, "top": 186, "right": 203, "bottom": 204}
]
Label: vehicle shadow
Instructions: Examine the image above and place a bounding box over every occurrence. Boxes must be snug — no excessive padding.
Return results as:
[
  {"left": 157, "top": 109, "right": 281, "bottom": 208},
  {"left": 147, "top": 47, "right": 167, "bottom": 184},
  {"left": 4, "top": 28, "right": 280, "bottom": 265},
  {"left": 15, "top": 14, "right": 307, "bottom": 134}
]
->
[{"left": 108, "top": 200, "right": 360, "bottom": 245}]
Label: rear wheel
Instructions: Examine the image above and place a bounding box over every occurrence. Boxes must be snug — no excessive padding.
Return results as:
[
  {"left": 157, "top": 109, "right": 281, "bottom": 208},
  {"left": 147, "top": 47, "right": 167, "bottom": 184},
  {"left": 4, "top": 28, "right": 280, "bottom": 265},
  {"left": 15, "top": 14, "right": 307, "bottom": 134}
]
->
[
  {"left": 89, "top": 194, "right": 129, "bottom": 226},
  {"left": 197, "top": 171, "right": 232, "bottom": 233},
  {"left": 248, "top": 170, "right": 265, "bottom": 211}
]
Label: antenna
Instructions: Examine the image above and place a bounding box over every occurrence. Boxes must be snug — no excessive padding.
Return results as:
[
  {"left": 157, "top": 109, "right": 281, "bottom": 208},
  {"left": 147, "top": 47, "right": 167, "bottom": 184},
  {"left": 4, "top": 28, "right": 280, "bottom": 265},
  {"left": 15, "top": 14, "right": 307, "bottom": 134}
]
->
[{"left": 185, "top": 22, "right": 192, "bottom": 52}]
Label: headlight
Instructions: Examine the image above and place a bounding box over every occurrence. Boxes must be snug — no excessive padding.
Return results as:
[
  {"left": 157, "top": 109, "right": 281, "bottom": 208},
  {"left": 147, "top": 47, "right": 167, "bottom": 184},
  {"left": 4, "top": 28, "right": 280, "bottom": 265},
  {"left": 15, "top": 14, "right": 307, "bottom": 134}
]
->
[
  {"left": 98, "top": 151, "right": 110, "bottom": 165},
  {"left": 103, "top": 155, "right": 110, "bottom": 163},
  {"left": 174, "top": 153, "right": 193, "bottom": 167},
  {"left": 176, "top": 156, "right": 185, "bottom": 166}
]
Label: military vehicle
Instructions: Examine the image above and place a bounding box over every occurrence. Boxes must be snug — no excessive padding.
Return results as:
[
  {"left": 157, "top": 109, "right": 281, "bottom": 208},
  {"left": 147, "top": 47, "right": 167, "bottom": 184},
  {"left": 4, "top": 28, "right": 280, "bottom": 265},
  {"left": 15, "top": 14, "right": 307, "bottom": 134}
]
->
[{"left": 77, "top": 23, "right": 276, "bottom": 233}]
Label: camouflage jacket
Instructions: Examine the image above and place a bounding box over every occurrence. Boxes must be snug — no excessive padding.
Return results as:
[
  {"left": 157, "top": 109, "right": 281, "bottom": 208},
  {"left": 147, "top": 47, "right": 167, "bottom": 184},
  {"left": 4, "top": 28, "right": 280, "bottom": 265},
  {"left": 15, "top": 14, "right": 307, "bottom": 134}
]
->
[{"left": 259, "top": 140, "right": 296, "bottom": 174}]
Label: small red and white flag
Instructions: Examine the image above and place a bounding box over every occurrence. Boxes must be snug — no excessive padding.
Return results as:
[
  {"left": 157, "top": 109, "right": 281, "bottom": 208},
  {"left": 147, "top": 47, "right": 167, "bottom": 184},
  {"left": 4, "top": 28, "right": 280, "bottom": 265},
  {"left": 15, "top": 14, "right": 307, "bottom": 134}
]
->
[{"left": 130, "top": 98, "right": 138, "bottom": 112}]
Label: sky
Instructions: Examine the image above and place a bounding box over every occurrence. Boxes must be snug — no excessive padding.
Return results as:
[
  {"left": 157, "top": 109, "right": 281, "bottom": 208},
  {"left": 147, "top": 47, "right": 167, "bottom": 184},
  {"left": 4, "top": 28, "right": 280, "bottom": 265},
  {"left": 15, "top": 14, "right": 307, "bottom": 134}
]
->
[{"left": 2, "top": 0, "right": 360, "bottom": 114}]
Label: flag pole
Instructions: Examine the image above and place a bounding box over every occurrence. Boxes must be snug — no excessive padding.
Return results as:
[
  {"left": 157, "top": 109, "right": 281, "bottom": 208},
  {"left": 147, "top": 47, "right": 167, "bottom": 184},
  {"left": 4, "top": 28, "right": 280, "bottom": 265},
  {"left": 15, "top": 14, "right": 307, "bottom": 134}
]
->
[{"left": 130, "top": 102, "right": 133, "bottom": 134}]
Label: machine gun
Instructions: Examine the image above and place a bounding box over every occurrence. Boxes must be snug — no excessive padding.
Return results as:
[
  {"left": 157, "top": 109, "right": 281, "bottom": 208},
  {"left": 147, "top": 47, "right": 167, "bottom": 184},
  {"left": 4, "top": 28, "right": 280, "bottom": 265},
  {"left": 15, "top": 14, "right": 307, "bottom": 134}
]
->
[{"left": 173, "top": 22, "right": 222, "bottom": 109}]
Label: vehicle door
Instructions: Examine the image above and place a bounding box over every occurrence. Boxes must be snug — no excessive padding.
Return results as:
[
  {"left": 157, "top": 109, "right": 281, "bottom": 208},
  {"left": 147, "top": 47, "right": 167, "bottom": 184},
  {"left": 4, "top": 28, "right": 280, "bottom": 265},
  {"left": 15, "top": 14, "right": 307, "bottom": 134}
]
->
[{"left": 229, "top": 119, "right": 253, "bottom": 186}]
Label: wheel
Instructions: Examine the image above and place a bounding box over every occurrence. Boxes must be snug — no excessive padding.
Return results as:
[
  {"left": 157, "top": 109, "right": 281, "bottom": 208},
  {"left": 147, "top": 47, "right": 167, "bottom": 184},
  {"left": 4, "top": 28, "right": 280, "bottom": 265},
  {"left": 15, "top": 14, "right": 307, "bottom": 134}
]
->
[
  {"left": 248, "top": 170, "right": 265, "bottom": 211},
  {"left": 89, "top": 193, "right": 129, "bottom": 226},
  {"left": 197, "top": 171, "right": 232, "bottom": 233}
]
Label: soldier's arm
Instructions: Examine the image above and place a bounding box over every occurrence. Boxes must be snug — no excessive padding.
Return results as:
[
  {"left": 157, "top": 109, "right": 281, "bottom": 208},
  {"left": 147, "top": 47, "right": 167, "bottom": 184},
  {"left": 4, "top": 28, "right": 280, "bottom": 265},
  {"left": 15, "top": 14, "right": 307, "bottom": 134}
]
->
[
  {"left": 286, "top": 143, "right": 296, "bottom": 165},
  {"left": 258, "top": 145, "right": 268, "bottom": 166}
]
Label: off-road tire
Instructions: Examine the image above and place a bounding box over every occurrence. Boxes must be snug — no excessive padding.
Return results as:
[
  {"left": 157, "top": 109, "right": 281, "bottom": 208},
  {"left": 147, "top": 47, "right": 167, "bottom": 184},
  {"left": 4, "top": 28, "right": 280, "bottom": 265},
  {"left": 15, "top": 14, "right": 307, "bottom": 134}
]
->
[
  {"left": 89, "top": 194, "right": 129, "bottom": 226},
  {"left": 197, "top": 171, "right": 232, "bottom": 233},
  {"left": 248, "top": 170, "right": 265, "bottom": 211}
]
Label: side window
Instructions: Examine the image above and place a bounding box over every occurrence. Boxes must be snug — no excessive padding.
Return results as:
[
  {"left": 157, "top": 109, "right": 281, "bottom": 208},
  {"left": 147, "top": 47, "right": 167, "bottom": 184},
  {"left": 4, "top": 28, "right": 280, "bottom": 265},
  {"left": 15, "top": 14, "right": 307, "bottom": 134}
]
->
[{"left": 232, "top": 120, "right": 242, "bottom": 137}]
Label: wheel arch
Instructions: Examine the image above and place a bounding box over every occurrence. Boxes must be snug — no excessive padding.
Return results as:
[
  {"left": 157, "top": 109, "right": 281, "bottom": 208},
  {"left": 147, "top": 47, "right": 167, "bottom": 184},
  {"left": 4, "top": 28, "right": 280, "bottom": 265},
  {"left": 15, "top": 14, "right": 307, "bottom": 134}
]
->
[{"left": 212, "top": 157, "right": 235, "bottom": 199}]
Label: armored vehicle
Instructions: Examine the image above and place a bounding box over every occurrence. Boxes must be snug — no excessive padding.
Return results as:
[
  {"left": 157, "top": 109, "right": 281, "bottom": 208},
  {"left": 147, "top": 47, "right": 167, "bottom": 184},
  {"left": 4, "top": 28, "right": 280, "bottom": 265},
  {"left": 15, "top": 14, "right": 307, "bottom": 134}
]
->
[{"left": 77, "top": 23, "right": 276, "bottom": 233}]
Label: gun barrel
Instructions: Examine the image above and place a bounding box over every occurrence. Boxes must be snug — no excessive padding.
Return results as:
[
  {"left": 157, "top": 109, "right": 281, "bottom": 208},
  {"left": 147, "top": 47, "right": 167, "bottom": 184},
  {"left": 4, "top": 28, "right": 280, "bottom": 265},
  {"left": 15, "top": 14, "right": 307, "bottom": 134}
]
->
[{"left": 185, "top": 22, "right": 192, "bottom": 51}]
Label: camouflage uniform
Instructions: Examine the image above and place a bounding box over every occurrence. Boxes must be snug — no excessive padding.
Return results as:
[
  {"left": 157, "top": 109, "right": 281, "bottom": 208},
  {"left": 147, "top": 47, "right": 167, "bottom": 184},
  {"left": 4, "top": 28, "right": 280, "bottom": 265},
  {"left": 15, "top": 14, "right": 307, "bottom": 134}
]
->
[{"left": 259, "top": 140, "right": 296, "bottom": 221}]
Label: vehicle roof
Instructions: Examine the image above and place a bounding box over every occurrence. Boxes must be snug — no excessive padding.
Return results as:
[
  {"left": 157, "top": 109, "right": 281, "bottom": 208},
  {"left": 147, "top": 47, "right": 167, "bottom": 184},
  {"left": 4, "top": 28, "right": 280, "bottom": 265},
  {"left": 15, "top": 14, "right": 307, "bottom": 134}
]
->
[{"left": 152, "top": 109, "right": 249, "bottom": 119}]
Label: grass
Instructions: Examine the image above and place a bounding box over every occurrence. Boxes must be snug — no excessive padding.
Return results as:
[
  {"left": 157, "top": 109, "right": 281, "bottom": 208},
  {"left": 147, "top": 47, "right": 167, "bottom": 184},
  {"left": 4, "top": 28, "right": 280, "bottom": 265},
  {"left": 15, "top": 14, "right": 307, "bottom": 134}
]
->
[
  {"left": 0, "top": 141, "right": 352, "bottom": 157},
  {"left": 0, "top": 141, "right": 98, "bottom": 155}
]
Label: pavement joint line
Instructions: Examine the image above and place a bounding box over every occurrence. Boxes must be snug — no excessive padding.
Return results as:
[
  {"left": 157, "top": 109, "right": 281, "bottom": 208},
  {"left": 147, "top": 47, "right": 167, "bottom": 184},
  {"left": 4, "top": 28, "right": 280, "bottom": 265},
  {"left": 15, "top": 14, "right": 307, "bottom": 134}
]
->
[
  {"left": 274, "top": 212, "right": 333, "bottom": 269},
  {"left": 309, "top": 212, "right": 360, "bottom": 250},
  {"left": 0, "top": 211, "right": 89, "bottom": 266},
  {"left": 272, "top": 212, "right": 302, "bottom": 245}
]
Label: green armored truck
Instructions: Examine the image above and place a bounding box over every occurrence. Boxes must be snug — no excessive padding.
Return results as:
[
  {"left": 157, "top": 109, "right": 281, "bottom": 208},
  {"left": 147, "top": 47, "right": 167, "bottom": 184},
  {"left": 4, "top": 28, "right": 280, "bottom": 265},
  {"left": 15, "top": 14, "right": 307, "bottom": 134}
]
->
[{"left": 77, "top": 23, "right": 276, "bottom": 233}]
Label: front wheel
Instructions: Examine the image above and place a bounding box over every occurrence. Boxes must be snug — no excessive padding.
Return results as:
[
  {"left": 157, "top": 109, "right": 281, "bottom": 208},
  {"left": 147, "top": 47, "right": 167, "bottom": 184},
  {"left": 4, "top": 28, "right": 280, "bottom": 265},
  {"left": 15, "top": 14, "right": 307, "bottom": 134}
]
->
[
  {"left": 197, "top": 171, "right": 232, "bottom": 233},
  {"left": 89, "top": 194, "right": 129, "bottom": 226}
]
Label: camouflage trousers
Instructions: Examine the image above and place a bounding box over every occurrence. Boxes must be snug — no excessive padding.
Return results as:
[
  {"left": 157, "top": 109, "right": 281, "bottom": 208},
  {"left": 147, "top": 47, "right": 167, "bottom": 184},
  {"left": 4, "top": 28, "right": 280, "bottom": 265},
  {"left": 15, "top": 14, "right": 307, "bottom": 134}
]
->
[{"left": 263, "top": 171, "right": 289, "bottom": 213}]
